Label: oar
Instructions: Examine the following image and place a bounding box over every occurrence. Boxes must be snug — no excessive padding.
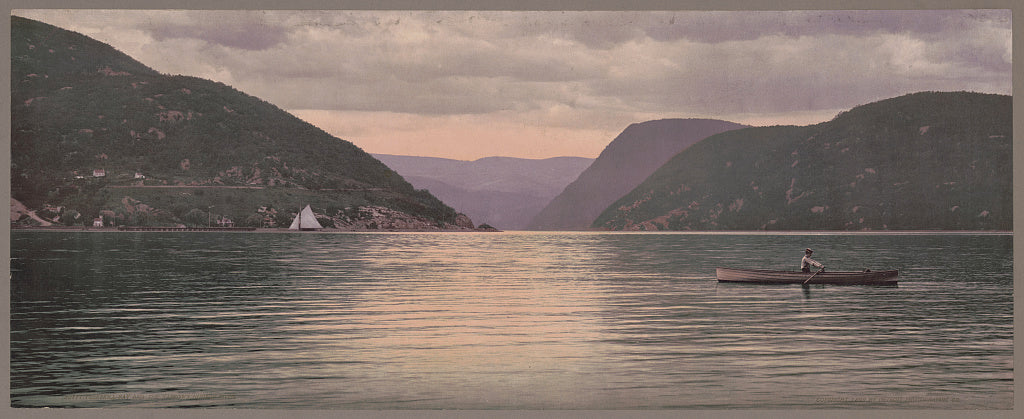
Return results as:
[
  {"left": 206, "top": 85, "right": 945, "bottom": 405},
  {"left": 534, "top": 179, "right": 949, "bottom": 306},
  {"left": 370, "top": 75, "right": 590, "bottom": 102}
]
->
[{"left": 803, "top": 267, "right": 824, "bottom": 285}]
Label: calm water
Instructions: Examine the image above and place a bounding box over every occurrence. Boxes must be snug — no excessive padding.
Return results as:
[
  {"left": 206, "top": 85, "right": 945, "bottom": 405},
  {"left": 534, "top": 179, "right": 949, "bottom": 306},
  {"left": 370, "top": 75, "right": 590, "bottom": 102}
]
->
[{"left": 9, "top": 231, "right": 1013, "bottom": 409}]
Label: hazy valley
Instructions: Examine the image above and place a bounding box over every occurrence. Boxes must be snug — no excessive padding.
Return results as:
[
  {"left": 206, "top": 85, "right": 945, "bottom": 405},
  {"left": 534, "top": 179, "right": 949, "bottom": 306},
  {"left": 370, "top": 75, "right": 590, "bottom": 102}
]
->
[{"left": 372, "top": 154, "right": 593, "bottom": 230}]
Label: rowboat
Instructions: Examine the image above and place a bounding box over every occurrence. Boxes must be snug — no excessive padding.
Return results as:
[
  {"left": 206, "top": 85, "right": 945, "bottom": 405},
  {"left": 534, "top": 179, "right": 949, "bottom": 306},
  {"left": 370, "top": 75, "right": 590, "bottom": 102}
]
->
[{"left": 716, "top": 267, "right": 898, "bottom": 286}]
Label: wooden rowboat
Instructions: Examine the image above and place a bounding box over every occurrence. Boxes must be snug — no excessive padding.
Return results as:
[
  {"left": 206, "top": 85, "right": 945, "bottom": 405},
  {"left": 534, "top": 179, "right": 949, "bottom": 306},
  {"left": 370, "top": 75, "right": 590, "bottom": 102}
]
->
[{"left": 716, "top": 267, "right": 898, "bottom": 286}]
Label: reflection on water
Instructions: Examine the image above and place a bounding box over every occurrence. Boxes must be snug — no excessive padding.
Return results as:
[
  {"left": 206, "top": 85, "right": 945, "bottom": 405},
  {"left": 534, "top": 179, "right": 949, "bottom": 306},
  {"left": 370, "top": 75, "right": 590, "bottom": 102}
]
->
[{"left": 10, "top": 231, "right": 1013, "bottom": 409}]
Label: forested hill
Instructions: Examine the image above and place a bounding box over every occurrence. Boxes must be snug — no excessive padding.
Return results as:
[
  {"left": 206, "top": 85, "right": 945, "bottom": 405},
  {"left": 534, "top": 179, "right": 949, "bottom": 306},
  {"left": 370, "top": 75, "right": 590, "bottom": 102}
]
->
[
  {"left": 593, "top": 92, "right": 1012, "bottom": 231},
  {"left": 527, "top": 118, "right": 748, "bottom": 230},
  {"left": 11, "top": 16, "right": 465, "bottom": 229}
]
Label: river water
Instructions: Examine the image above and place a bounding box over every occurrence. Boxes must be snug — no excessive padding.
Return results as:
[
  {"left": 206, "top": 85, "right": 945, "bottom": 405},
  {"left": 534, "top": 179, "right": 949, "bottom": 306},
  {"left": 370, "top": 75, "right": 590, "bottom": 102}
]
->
[{"left": 9, "top": 231, "right": 1013, "bottom": 409}]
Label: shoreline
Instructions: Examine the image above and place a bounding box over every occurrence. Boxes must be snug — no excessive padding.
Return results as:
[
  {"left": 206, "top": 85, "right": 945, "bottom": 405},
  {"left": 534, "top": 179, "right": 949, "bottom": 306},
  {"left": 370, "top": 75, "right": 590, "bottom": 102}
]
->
[{"left": 8, "top": 226, "right": 1010, "bottom": 235}]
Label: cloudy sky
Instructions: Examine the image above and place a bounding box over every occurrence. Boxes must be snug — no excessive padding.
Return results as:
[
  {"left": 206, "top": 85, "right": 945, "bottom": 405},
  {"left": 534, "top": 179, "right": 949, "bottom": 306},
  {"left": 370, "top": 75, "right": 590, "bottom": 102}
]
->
[{"left": 12, "top": 8, "right": 1013, "bottom": 160}]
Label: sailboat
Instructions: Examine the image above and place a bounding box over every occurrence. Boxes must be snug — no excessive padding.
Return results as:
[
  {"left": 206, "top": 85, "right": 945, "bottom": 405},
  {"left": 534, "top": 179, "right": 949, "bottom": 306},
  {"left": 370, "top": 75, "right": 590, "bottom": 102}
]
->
[{"left": 289, "top": 205, "right": 323, "bottom": 231}]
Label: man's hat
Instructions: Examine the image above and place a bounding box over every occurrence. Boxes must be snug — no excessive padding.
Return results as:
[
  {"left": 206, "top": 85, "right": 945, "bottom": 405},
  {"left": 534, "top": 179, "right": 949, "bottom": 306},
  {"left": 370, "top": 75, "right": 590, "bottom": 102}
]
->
[{"left": 805, "top": 248, "right": 814, "bottom": 253}]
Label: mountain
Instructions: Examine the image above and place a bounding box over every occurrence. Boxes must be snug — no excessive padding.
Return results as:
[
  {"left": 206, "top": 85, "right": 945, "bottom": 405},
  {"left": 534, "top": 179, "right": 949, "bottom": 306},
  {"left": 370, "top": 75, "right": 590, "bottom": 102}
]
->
[
  {"left": 593, "top": 92, "right": 1012, "bottom": 231},
  {"left": 372, "top": 154, "right": 594, "bottom": 229},
  {"left": 526, "top": 119, "right": 748, "bottom": 230},
  {"left": 10, "top": 16, "right": 468, "bottom": 230}
]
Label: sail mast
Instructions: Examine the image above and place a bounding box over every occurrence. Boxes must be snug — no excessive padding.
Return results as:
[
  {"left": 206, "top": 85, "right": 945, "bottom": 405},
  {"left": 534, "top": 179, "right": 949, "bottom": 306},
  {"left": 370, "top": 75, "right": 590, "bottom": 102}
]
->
[{"left": 289, "top": 205, "right": 323, "bottom": 231}]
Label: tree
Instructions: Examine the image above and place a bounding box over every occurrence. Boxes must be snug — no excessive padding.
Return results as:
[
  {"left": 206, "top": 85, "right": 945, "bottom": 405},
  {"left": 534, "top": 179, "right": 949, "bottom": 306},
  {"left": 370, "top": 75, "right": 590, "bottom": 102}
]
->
[
  {"left": 243, "top": 214, "right": 265, "bottom": 228},
  {"left": 61, "top": 209, "right": 81, "bottom": 226},
  {"left": 273, "top": 212, "right": 293, "bottom": 228},
  {"left": 183, "top": 208, "right": 208, "bottom": 227}
]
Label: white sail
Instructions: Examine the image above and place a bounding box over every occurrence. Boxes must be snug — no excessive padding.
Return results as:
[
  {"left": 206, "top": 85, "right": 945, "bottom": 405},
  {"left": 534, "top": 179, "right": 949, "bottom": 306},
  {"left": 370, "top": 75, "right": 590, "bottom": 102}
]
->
[{"left": 288, "top": 205, "right": 323, "bottom": 230}]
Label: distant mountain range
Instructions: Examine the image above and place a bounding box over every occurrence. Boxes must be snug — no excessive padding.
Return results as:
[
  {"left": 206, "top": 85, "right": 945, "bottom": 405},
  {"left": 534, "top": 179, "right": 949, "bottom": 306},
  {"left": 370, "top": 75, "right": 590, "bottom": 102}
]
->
[
  {"left": 527, "top": 119, "right": 749, "bottom": 230},
  {"left": 372, "top": 154, "right": 593, "bottom": 230},
  {"left": 594, "top": 92, "right": 1012, "bottom": 231},
  {"left": 10, "top": 16, "right": 468, "bottom": 230}
]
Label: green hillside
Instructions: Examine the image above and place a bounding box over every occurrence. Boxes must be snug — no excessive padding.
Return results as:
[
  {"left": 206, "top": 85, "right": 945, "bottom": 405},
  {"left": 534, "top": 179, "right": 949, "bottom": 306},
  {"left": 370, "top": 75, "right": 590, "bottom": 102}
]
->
[
  {"left": 527, "top": 119, "right": 747, "bottom": 230},
  {"left": 11, "top": 16, "right": 463, "bottom": 228},
  {"left": 593, "top": 92, "right": 1012, "bottom": 231}
]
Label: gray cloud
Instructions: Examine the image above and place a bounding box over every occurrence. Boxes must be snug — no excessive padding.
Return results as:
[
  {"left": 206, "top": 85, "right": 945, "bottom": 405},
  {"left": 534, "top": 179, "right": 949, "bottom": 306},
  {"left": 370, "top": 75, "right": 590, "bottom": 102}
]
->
[
  {"left": 15, "top": 9, "right": 1013, "bottom": 124},
  {"left": 642, "top": 10, "right": 1011, "bottom": 44},
  {"left": 144, "top": 11, "right": 293, "bottom": 51}
]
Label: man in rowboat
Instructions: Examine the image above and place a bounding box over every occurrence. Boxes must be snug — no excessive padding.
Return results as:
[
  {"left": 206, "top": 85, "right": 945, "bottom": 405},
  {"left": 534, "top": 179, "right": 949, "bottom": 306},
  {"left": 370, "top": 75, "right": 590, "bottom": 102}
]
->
[{"left": 801, "top": 248, "right": 825, "bottom": 273}]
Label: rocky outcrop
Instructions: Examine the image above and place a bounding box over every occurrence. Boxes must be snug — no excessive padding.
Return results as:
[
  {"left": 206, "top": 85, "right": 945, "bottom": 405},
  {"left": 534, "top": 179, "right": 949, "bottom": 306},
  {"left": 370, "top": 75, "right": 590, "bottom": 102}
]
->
[{"left": 454, "top": 213, "right": 475, "bottom": 229}]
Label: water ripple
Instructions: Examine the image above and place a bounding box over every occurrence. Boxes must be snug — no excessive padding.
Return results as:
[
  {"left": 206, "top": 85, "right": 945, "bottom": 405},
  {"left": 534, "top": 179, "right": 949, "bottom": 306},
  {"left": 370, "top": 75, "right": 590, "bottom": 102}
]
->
[{"left": 9, "top": 231, "right": 1013, "bottom": 409}]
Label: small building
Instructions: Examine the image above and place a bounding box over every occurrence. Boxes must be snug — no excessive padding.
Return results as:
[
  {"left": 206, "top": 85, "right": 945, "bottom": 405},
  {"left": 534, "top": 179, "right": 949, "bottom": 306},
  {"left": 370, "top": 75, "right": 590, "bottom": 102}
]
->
[
  {"left": 93, "top": 169, "right": 106, "bottom": 177},
  {"left": 93, "top": 218, "right": 104, "bottom": 227},
  {"left": 217, "top": 217, "right": 235, "bottom": 227}
]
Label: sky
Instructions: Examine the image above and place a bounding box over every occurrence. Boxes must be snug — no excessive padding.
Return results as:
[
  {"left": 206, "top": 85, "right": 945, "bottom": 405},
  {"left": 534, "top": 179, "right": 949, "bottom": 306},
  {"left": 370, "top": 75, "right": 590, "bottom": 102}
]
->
[{"left": 11, "top": 8, "right": 1013, "bottom": 160}]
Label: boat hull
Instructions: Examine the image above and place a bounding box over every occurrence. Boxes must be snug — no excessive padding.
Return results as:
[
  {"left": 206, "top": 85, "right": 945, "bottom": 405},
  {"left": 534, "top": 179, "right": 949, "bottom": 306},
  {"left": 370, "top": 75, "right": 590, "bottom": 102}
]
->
[{"left": 716, "top": 267, "right": 898, "bottom": 286}]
